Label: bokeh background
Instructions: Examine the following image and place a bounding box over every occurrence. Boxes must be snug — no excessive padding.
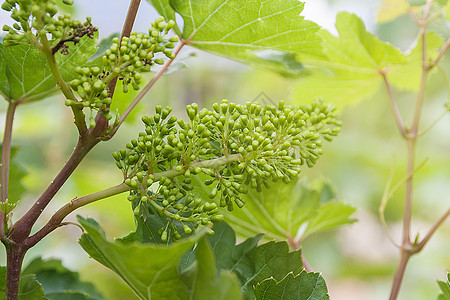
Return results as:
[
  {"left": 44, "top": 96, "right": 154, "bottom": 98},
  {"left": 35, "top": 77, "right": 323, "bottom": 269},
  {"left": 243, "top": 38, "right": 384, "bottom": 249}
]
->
[{"left": 0, "top": 0, "right": 449, "bottom": 299}]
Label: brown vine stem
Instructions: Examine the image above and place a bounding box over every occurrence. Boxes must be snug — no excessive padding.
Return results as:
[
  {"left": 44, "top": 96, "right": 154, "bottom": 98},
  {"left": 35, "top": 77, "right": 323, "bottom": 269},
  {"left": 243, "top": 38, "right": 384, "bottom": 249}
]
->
[
  {"left": 389, "top": 251, "right": 413, "bottom": 300},
  {"left": 9, "top": 136, "right": 99, "bottom": 243},
  {"left": 0, "top": 101, "right": 19, "bottom": 237},
  {"left": 415, "top": 207, "right": 450, "bottom": 253},
  {"left": 388, "top": 1, "right": 436, "bottom": 299}
]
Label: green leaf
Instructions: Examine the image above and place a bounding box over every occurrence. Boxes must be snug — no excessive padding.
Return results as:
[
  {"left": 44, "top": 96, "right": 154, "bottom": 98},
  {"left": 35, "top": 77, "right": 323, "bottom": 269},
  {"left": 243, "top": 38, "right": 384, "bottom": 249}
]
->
[
  {"left": 293, "top": 12, "right": 407, "bottom": 105},
  {"left": 0, "top": 44, "right": 10, "bottom": 99},
  {"left": 181, "top": 222, "right": 303, "bottom": 299},
  {"left": 1, "top": 33, "right": 98, "bottom": 102},
  {"left": 252, "top": 50, "right": 305, "bottom": 78},
  {"left": 293, "top": 12, "right": 445, "bottom": 105},
  {"left": 170, "top": 0, "right": 321, "bottom": 74},
  {"left": 254, "top": 271, "right": 329, "bottom": 300},
  {"left": 301, "top": 201, "right": 357, "bottom": 239},
  {"left": 182, "top": 237, "right": 243, "bottom": 300},
  {"left": 198, "top": 177, "right": 355, "bottom": 243},
  {"left": 238, "top": 240, "right": 303, "bottom": 298},
  {"left": 0, "top": 267, "right": 45, "bottom": 300},
  {"left": 22, "top": 257, "right": 103, "bottom": 300},
  {"left": 0, "top": 146, "right": 27, "bottom": 206},
  {"left": 437, "top": 273, "right": 450, "bottom": 300},
  {"left": 77, "top": 215, "right": 203, "bottom": 300},
  {"left": 146, "top": 0, "right": 181, "bottom": 35},
  {"left": 180, "top": 222, "right": 263, "bottom": 272},
  {"left": 377, "top": 0, "right": 410, "bottom": 23}
]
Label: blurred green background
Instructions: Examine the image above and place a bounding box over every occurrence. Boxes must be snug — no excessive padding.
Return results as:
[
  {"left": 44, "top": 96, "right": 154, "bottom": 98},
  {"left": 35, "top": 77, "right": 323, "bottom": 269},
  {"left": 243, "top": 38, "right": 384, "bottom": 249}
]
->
[{"left": 0, "top": 0, "right": 449, "bottom": 299}]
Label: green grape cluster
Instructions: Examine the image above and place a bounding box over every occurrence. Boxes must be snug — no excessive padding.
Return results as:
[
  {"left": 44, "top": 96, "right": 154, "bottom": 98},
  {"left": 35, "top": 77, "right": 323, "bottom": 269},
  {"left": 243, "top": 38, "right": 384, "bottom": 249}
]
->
[
  {"left": 1, "top": 0, "right": 96, "bottom": 50},
  {"left": 112, "top": 100, "right": 341, "bottom": 240},
  {"left": 101, "top": 18, "right": 177, "bottom": 93},
  {"left": 66, "top": 17, "right": 178, "bottom": 125}
]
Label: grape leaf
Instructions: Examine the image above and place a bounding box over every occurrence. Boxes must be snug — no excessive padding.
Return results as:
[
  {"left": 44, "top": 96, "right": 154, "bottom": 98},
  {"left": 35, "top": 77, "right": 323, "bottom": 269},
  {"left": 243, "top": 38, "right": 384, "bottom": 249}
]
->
[
  {"left": 293, "top": 12, "right": 408, "bottom": 105},
  {"left": 302, "top": 201, "right": 357, "bottom": 238},
  {"left": 180, "top": 222, "right": 303, "bottom": 299},
  {"left": 0, "top": 44, "right": 10, "bottom": 99},
  {"left": 0, "top": 267, "right": 45, "bottom": 300},
  {"left": 0, "top": 33, "right": 98, "bottom": 102},
  {"left": 199, "top": 178, "right": 356, "bottom": 243},
  {"left": 437, "top": 273, "right": 450, "bottom": 300},
  {"left": 181, "top": 237, "right": 243, "bottom": 300},
  {"left": 252, "top": 50, "right": 305, "bottom": 78},
  {"left": 168, "top": 0, "right": 321, "bottom": 74},
  {"left": 179, "top": 222, "right": 263, "bottom": 273},
  {"left": 0, "top": 146, "right": 26, "bottom": 207},
  {"left": 22, "top": 257, "right": 103, "bottom": 300},
  {"left": 292, "top": 12, "right": 444, "bottom": 105},
  {"left": 77, "top": 215, "right": 204, "bottom": 300},
  {"left": 254, "top": 271, "right": 329, "bottom": 300},
  {"left": 377, "top": 0, "right": 410, "bottom": 23}
]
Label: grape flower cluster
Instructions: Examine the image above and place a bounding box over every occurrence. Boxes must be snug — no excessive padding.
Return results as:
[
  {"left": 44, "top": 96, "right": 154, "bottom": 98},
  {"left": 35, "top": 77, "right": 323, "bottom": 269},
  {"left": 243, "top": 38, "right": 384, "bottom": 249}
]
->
[
  {"left": 1, "top": 0, "right": 96, "bottom": 49},
  {"left": 66, "top": 17, "right": 177, "bottom": 125},
  {"left": 112, "top": 100, "right": 342, "bottom": 241}
]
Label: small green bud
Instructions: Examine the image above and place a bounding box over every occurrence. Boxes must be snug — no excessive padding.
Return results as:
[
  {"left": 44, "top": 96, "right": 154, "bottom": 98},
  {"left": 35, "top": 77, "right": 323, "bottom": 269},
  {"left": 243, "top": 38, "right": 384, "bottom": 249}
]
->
[
  {"left": 209, "top": 187, "right": 217, "bottom": 199},
  {"left": 160, "top": 230, "right": 168, "bottom": 242},
  {"left": 211, "top": 214, "right": 224, "bottom": 222},
  {"left": 183, "top": 225, "right": 192, "bottom": 234}
]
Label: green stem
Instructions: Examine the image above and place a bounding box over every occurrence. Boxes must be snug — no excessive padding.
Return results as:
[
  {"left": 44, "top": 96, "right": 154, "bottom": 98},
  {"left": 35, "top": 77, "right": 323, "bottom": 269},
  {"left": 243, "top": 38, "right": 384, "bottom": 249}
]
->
[
  {"left": 39, "top": 32, "right": 88, "bottom": 135},
  {"left": 1, "top": 102, "right": 18, "bottom": 203},
  {"left": 1, "top": 101, "right": 19, "bottom": 237},
  {"left": 25, "top": 183, "right": 129, "bottom": 247},
  {"left": 381, "top": 71, "right": 406, "bottom": 137}
]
